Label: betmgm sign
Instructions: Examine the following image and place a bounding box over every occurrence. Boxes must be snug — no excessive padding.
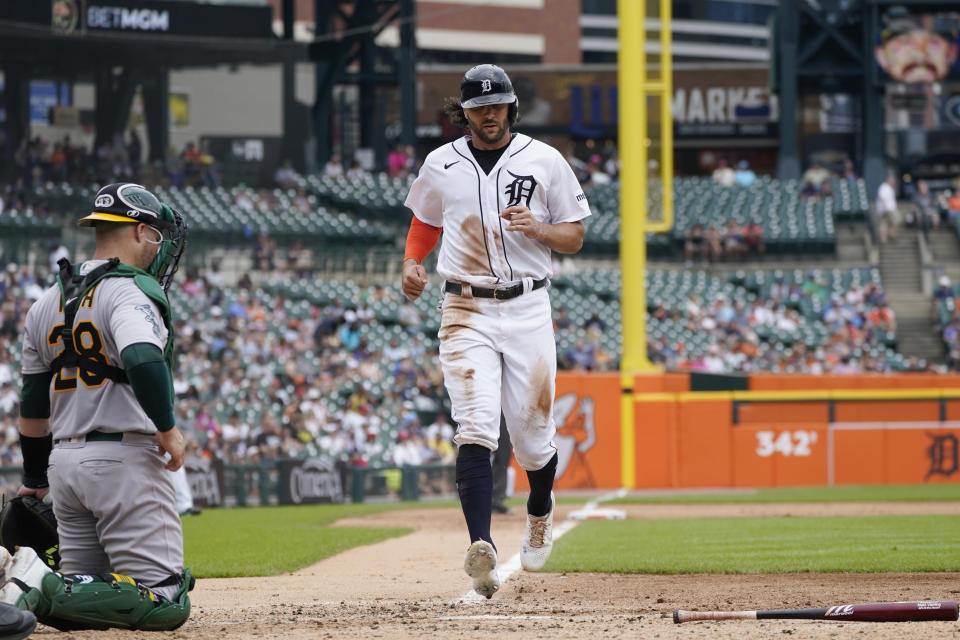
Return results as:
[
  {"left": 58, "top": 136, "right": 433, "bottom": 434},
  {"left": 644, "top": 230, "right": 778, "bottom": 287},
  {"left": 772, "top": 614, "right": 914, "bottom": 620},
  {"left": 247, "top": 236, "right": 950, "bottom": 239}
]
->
[{"left": 280, "top": 459, "right": 344, "bottom": 505}]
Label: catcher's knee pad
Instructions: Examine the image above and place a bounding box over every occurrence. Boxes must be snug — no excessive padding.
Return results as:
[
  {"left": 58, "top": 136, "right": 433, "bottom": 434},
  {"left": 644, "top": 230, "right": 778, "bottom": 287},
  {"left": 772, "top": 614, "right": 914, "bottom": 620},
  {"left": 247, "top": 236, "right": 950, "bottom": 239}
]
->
[{"left": 16, "top": 568, "right": 193, "bottom": 631}]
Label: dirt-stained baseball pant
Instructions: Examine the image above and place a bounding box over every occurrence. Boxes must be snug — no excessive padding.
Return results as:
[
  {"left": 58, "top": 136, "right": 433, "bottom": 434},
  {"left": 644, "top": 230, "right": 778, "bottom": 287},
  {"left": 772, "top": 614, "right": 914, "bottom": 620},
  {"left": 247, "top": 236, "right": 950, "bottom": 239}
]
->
[
  {"left": 47, "top": 433, "right": 183, "bottom": 599},
  {"left": 440, "top": 283, "right": 557, "bottom": 470}
]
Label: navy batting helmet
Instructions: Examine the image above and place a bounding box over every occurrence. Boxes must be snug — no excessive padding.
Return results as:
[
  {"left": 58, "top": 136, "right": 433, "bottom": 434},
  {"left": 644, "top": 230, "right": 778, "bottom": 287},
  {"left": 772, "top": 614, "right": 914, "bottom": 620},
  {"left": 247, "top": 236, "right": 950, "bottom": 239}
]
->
[{"left": 460, "top": 64, "right": 519, "bottom": 124}]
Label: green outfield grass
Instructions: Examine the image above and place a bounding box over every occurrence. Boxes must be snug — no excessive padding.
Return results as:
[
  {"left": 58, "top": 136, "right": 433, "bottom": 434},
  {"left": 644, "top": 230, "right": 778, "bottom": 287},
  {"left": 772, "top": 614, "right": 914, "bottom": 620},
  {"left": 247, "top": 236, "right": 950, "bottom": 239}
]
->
[
  {"left": 606, "top": 483, "right": 960, "bottom": 504},
  {"left": 546, "top": 514, "right": 960, "bottom": 574},
  {"left": 182, "top": 503, "right": 429, "bottom": 577}
]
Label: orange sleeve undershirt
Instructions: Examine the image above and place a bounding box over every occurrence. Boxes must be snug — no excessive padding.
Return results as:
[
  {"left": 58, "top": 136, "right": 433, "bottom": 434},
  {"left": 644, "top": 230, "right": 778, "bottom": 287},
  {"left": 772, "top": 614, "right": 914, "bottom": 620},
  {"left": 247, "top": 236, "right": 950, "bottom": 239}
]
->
[{"left": 404, "top": 216, "right": 442, "bottom": 264}]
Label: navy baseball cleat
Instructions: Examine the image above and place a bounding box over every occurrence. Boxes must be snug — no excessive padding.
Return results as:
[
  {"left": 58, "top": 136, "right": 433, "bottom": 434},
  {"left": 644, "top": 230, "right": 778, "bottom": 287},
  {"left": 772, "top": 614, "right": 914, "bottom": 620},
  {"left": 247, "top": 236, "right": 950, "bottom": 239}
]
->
[
  {"left": 464, "top": 541, "right": 500, "bottom": 599},
  {"left": 0, "top": 602, "right": 36, "bottom": 640}
]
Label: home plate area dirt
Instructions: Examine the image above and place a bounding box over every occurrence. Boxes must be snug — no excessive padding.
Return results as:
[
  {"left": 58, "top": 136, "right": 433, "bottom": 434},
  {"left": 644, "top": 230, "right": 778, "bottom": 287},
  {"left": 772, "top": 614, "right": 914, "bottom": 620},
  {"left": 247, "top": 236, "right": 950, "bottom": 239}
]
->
[{"left": 34, "top": 502, "right": 960, "bottom": 639}]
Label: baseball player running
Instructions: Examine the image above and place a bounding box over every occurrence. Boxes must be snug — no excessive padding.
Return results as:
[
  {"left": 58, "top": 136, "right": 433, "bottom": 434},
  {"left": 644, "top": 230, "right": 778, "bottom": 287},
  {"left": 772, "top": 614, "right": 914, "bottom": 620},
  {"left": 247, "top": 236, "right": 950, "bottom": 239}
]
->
[
  {"left": 401, "top": 64, "right": 590, "bottom": 598},
  {"left": 6, "top": 183, "right": 193, "bottom": 630}
]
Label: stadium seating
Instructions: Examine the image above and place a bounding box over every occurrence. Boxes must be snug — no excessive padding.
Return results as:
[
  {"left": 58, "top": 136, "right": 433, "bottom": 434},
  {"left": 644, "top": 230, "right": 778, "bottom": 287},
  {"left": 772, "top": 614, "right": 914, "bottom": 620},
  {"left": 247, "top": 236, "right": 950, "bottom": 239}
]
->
[
  {"left": 4, "top": 177, "right": 870, "bottom": 260},
  {"left": 3, "top": 183, "right": 397, "bottom": 246},
  {"left": 301, "top": 175, "right": 870, "bottom": 256}
]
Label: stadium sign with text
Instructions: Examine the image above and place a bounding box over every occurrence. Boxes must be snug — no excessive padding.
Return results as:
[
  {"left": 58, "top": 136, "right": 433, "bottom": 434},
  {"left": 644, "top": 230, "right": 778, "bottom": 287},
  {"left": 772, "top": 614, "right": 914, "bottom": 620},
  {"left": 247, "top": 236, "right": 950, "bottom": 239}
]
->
[
  {"left": 0, "top": 0, "right": 274, "bottom": 39},
  {"left": 415, "top": 66, "right": 778, "bottom": 140},
  {"left": 184, "top": 457, "right": 225, "bottom": 509},
  {"left": 280, "top": 458, "right": 345, "bottom": 505}
]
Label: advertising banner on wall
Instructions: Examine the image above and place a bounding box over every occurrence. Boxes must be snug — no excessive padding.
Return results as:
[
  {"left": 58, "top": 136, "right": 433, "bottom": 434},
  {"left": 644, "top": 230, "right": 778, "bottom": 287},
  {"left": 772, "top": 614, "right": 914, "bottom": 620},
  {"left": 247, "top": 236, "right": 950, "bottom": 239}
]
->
[
  {"left": 0, "top": 0, "right": 273, "bottom": 39},
  {"left": 184, "top": 457, "right": 225, "bottom": 508},
  {"left": 280, "top": 458, "right": 344, "bottom": 505},
  {"left": 415, "top": 67, "right": 778, "bottom": 140},
  {"left": 875, "top": 9, "right": 960, "bottom": 84}
]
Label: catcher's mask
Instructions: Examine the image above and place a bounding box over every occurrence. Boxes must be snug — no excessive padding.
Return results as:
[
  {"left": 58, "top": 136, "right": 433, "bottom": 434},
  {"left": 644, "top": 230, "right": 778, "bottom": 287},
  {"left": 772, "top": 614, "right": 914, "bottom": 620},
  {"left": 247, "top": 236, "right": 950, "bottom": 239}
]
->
[
  {"left": 460, "top": 63, "right": 519, "bottom": 125},
  {"left": 147, "top": 202, "right": 188, "bottom": 293},
  {"left": 79, "top": 183, "right": 188, "bottom": 292}
]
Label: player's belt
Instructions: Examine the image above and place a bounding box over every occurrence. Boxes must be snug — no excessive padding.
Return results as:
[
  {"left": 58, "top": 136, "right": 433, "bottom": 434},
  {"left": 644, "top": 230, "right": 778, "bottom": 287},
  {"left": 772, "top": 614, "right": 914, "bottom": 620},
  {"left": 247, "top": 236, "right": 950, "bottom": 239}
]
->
[
  {"left": 54, "top": 430, "right": 151, "bottom": 445},
  {"left": 445, "top": 278, "right": 546, "bottom": 300}
]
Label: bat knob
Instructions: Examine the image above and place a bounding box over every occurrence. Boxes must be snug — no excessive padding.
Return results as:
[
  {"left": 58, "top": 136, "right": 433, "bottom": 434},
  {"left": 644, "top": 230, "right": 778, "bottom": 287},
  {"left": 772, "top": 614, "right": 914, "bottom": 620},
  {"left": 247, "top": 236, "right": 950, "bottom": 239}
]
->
[{"left": 673, "top": 610, "right": 680, "bottom": 624}]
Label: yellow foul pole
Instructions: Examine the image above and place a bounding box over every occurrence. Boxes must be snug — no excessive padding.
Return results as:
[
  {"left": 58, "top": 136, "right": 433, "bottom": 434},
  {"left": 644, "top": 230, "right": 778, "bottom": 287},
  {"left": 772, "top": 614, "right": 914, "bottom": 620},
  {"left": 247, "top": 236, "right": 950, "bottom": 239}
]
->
[{"left": 618, "top": 0, "right": 672, "bottom": 488}]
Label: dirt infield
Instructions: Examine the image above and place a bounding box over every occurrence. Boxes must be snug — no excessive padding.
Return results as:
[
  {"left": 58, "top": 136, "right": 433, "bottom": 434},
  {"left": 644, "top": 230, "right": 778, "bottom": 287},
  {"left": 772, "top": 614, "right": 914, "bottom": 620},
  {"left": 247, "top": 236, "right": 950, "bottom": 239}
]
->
[{"left": 34, "top": 501, "right": 960, "bottom": 639}]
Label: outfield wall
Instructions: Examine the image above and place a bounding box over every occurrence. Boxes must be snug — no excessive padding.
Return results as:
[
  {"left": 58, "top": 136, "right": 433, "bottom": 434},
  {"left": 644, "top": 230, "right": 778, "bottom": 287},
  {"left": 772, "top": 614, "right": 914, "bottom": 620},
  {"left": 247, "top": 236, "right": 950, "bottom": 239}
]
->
[{"left": 511, "top": 373, "right": 960, "bottom": 491}]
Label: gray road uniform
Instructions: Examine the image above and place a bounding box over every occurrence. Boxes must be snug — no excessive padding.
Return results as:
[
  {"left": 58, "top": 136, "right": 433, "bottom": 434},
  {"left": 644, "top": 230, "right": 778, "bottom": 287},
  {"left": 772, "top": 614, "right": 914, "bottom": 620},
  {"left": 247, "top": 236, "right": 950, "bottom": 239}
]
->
[{"left": 20, "top": 261, "right": 183, "bottom": 590}]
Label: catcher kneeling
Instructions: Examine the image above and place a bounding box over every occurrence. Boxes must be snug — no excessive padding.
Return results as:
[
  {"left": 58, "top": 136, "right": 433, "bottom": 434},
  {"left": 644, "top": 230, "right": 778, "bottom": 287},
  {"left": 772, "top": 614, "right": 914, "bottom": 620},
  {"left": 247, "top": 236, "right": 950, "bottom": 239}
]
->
[
  {"left": 0, "top": 499, "right": 192, "bottom": 631},
  {"left": 5, "top": 183, "right": 194, "bottom": 631}
]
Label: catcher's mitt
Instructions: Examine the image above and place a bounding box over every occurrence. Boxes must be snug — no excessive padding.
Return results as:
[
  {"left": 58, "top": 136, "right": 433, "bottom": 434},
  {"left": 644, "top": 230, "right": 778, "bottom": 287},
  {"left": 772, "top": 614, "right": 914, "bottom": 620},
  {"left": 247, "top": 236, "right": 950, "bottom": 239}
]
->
[{"left": 0, "top": 495, "right": 60, "bottom": 569}]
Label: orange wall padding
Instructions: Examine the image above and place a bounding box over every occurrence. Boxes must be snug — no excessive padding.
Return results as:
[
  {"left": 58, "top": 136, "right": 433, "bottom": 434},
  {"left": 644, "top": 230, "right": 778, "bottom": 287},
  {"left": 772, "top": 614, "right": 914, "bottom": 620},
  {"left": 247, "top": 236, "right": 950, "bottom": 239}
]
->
[
  {"left": 507, "top": 372, "right": 960, "bottom": 491},
  {"left": 750, "top": 373, "right": 960, "bottom": 390}
]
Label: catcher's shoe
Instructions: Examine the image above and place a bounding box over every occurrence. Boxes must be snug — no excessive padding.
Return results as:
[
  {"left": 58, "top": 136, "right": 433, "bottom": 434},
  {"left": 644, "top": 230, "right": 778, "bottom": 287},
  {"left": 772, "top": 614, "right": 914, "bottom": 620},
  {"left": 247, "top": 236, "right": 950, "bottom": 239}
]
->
[
  {"left": 464, "top": 540, "right": 499, "bottom": 599},
  {"left": 0, "top": 602, "right": 36, "bottom": 640},
  {"left": 520, "top": 492, "right": 555, "bottom": 572},
  {"left": 0, "top": 547, "right": 53, "bottom": 605}
]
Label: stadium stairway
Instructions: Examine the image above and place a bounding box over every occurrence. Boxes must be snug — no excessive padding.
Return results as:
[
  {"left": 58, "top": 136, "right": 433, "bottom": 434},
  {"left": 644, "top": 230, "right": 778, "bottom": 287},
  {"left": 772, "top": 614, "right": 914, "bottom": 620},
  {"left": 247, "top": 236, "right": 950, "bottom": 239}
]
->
[
  {"left": 878, "top": 229, "right": 922, "bottom": 291},
  {"left": 834, "top": 222, "right": 870, "bottom": 263},
  {"left": 928, "top": 228, "right": 960, "bottom": 285},
  {"left": 880, "top": 229, "right": 942, "bottom": 363}
]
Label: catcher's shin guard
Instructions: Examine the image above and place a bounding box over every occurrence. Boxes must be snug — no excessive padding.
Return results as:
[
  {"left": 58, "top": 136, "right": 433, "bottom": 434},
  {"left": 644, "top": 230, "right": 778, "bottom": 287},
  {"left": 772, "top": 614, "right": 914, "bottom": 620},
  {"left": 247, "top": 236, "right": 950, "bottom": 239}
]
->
[{"left": 15, "top": 568, "right": 194, "bottom": 631}]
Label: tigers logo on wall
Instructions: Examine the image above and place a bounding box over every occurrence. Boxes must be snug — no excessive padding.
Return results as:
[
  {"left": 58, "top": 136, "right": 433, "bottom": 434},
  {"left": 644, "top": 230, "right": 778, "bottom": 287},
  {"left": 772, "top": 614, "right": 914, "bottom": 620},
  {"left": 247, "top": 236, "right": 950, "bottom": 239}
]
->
[{"left": 553, "top": 393, "right": 596, "bottom": 487}]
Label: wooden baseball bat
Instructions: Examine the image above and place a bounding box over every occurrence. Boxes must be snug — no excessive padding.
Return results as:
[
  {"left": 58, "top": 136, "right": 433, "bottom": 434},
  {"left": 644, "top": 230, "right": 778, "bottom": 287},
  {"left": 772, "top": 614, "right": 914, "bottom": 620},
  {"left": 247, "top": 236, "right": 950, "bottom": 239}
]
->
[{"left": 673, "top": 600, "right": 959, "bottom": 624}]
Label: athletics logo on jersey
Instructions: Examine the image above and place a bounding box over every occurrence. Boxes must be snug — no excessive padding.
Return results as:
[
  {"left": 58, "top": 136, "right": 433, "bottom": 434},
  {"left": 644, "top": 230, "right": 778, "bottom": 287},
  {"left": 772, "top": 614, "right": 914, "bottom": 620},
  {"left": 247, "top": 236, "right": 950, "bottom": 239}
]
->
[
  {"left": 481, "top": 79, "right": 492, "bottom": 93},
  {"left": 504, "top": 171, "right": 538, "bottom": 208},
  {"left": 136, "top": 303, "right": 162, "bottom": 339}
]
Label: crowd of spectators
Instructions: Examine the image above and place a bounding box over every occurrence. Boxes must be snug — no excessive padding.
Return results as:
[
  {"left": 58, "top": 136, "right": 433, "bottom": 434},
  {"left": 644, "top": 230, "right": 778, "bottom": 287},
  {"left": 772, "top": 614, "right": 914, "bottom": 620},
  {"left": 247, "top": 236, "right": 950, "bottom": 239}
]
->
[
  {"left": 711, "top": 158, "right": 758, "bottom": 188},
  {"left": 555, "top": 309, "right": 616, "bottom": 372},
  {"left": 4, "top": 144, "right": 960, "bottom": 465},
  {"left": 0, "top": 252, "right": 952, "bottom": 469},
  {"left": 8, "top": 134, "right": 220, "bottom": 193},
  {"left": 565, "top": 141, "right": 620, "bottom": 187},
  {"left": 646, "top": 273, "right": 910, "bottom": 374},
  {"left": 0, "top": 183, "right": 53, "bottom": 220},
  {"left": 0, "top": 259, "right": 460, "bottom": 471},
  {"left": 906, "top": 178, "right": 960, "bottom": 232},
  {"left": 683, "top": 221, "right": 765, "bottom": 264},
  {"left": 171, "top": 265, "right": 458, "bottom": 468},
  {"left": 934, "top": 275, "right": 960, "bottom": 372}
]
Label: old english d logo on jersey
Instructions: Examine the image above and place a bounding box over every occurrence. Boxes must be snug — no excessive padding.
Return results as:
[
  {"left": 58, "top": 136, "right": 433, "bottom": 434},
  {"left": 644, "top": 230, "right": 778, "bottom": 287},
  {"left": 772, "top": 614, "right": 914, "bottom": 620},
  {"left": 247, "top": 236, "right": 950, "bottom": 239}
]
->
[{"left": 504, "top": 171, "right": 538, "bottom": 208}]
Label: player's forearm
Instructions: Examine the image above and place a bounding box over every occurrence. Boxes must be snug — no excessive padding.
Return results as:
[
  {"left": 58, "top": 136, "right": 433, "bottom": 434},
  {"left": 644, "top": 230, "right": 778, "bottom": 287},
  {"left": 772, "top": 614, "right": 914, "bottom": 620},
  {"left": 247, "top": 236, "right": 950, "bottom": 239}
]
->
[
  {"left": 19, "top": 418, "right": 50, "bottom": 438},
  {"left": 541, "top": 221, "right": 585, "bottom": 254},
  {"left": 19, "top": 419, "right": 52, "bottom": 489},
  {"left": 404, "top": 216, "right": 442, "bottom": 264}
]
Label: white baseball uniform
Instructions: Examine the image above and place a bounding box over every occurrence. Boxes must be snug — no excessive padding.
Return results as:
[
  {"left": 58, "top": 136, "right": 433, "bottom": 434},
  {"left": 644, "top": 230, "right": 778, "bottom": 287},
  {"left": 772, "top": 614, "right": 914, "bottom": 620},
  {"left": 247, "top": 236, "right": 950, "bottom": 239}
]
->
[{"left": 404, "top": 133, "right": 590, "bottom": 469}]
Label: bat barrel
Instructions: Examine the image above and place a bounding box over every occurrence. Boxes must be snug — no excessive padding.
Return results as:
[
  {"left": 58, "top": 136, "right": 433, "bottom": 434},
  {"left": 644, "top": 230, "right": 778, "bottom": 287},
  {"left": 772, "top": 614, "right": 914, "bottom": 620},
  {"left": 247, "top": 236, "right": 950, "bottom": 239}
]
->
[
  {"left": 828, "top": 601, "right": 959, "bottom": 622},
  {"left": 674, "top": 601, "right": 959, "bottom": 624}
]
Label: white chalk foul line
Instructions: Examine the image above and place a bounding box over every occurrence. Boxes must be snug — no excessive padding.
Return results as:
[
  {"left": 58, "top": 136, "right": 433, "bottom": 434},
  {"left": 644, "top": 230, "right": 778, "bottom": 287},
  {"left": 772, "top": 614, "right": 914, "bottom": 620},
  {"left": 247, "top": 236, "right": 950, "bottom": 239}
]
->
[
  {"left": 454, "top": 488, "right": 627, "bottom": 604},
  {"left": 584, "top": 487, "right": 628, "bottom": 510}
]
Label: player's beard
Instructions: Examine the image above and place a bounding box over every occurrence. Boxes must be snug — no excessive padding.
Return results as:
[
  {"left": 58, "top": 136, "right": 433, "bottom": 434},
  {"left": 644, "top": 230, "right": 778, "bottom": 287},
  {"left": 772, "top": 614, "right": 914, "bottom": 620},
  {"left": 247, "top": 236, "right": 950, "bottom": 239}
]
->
[{"left": 467, "top": 115, "right": 509, "bottom": 148}]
